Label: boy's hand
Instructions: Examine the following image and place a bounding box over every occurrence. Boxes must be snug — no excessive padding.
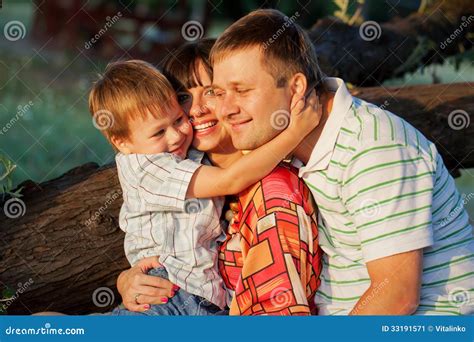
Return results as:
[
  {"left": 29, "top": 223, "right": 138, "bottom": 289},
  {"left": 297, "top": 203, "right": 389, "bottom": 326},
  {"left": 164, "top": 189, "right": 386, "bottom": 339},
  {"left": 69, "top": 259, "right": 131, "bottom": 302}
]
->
[{"left": 287, "top": 89, "right": 322, "bottom": 137}]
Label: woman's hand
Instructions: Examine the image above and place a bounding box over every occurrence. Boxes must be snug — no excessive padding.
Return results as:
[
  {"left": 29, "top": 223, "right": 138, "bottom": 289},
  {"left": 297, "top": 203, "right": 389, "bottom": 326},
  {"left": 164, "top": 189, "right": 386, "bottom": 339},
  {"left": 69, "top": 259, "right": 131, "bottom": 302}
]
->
[{"left": 116, "top": 256, "right": 178, "bottom": 312}]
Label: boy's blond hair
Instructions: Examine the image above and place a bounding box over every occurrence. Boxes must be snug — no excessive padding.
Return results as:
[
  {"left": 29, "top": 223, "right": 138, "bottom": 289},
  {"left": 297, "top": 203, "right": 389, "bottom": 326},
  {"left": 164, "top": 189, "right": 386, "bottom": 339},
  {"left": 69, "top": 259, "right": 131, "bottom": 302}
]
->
[{"left": 88, "top": 60, "right": 176, "bottom": 147}]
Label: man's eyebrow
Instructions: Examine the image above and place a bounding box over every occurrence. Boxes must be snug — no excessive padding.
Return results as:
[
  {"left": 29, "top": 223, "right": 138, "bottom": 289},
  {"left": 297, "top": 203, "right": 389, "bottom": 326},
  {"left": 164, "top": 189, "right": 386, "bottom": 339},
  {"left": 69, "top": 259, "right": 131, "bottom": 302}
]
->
[{"left": 212, "top": 81, "right": 242, "bottom": 89}]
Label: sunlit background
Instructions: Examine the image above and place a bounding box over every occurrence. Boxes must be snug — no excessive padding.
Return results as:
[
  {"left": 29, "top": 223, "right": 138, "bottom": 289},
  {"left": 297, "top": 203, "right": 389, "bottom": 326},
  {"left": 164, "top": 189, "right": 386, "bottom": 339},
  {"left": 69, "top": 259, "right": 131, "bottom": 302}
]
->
[{"left": 1, "top": 0, "right": 473, "bottom": 219}]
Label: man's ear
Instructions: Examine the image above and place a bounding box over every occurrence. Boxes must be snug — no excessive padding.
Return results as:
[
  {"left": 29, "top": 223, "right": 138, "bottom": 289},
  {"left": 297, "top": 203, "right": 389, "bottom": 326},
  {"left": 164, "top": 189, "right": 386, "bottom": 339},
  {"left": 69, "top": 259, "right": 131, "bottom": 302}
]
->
[
  {"left": 110, "top": 135, "right": 131, "bottom": 154},
  {"left": 289, "top": 72, "right": 308, "bottom": 99},
  {"left": 288, "top": 73, "right": 308, "bottom": 111}
]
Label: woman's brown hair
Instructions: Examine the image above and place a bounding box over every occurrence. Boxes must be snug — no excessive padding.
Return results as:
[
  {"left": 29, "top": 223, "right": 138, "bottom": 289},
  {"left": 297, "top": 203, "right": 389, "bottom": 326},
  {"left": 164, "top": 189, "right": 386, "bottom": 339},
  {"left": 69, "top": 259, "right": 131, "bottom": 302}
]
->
[{"left": 162, "top": 38, "right": 216, "bottom": 92}]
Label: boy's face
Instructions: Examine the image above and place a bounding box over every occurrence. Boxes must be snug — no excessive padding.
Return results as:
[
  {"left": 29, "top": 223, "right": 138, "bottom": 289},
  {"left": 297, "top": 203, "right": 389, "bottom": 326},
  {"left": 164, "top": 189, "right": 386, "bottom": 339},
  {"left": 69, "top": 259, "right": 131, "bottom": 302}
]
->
[{"left": 117, "top": 98, "right": 193, "bottom": 158}]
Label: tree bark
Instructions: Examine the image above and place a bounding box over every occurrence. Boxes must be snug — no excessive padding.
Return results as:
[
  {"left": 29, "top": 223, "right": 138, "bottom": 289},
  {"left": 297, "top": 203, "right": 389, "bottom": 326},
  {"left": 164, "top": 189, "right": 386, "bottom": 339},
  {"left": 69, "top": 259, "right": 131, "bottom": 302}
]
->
[
  {"left": 309, "top": 1, "right": 474, "bottom": 85},
  {"left": 1, "top": 82, "right": 473, "bottom": 315}
]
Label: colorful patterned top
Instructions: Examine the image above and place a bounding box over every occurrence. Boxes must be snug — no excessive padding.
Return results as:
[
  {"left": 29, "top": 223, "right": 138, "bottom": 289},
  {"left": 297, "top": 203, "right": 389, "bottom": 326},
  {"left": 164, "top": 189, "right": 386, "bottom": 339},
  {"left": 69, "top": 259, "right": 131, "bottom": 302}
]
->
[{"left": 218, "top": 163, "right": 322, "bottom": 315}]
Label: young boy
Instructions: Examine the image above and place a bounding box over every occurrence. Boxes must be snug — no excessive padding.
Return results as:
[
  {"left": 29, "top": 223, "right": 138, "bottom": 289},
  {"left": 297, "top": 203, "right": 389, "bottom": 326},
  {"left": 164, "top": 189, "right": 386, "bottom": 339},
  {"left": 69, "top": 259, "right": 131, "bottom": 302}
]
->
[{"left": 88, "top": 60, "right": 319, "bottom": 315}]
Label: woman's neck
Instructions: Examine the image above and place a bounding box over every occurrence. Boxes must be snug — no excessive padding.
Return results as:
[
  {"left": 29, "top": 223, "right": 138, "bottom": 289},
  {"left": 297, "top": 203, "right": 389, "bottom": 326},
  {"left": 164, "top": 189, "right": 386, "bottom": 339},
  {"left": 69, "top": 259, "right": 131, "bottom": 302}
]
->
[{"left": 207, "top": 145, "right": 242, "bottom": 168}]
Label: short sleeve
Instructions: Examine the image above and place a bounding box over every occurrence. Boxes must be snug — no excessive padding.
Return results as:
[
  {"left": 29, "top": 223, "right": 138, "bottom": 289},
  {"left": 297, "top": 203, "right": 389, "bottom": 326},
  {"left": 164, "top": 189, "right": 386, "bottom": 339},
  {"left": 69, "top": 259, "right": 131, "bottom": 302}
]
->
[
  {"left": 134, "top": 153, "right": 202, "bottom": 212},
  {"left": 342, "top": 141, "right": 436, "bottom": 262}
]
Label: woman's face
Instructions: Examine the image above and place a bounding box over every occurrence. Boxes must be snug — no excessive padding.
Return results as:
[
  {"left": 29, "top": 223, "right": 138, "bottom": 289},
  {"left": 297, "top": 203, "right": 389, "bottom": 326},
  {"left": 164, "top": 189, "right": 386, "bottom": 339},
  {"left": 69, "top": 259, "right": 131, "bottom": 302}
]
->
[{"left": 179, "top": 61, "right": 233, "bottom": 153}]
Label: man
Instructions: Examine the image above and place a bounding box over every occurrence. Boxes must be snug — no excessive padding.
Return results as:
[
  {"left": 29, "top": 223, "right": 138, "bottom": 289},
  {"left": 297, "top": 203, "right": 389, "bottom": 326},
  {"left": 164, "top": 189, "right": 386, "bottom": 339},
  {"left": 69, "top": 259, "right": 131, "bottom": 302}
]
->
[{"left": 211, "top": 9, "right": 473, "bottom": 315}]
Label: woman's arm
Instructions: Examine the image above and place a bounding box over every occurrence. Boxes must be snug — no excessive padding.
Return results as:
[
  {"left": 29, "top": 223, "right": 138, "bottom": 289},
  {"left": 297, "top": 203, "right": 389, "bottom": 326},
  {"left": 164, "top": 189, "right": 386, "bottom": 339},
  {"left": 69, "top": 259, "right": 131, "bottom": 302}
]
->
[
  {"left": 116, "top": 256, "right": 177, "bottom": 312},
  {"left": 187, "top": 92, "right": 321, "bottom": 198}
]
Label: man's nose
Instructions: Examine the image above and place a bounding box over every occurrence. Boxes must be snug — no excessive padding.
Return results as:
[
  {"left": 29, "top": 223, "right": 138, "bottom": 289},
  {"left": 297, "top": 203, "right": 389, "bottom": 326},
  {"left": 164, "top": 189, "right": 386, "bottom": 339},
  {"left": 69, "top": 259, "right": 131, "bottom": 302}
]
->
[{"left": 218, "top": 93, "right": 239, "bottom": 121}]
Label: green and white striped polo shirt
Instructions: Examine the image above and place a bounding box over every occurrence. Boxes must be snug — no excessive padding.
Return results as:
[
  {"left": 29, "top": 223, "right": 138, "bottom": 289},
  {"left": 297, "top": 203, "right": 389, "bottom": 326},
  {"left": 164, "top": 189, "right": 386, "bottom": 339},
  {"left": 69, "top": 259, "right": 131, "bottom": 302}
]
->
[{"left": 298, "top": 77, "right": 474, "bottom": 315}]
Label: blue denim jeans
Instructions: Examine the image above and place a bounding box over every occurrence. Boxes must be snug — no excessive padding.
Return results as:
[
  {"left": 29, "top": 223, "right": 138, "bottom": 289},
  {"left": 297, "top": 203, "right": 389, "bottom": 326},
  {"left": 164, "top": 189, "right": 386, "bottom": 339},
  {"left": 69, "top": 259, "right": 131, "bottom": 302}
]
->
[{"left": 110, "top": 267, "right": 228, "bottom": 316}]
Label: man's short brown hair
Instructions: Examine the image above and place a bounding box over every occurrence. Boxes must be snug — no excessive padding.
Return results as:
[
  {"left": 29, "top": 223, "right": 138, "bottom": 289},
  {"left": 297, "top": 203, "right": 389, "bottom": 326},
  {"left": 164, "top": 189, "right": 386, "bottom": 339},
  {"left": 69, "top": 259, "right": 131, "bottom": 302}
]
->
[
  {"left": 88, "top": 60, "right": 176, "bottom": 146},
  {"left": 210, "top": 9, "right": 324, "bottom": 91}
]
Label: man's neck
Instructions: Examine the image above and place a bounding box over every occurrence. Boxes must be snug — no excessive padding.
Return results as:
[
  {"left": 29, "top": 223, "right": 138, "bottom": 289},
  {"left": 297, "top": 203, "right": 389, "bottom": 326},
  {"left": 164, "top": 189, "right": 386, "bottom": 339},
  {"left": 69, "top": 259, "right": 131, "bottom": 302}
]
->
[{"left": 293, "top": 90, "right": 334, "bottom": 165}]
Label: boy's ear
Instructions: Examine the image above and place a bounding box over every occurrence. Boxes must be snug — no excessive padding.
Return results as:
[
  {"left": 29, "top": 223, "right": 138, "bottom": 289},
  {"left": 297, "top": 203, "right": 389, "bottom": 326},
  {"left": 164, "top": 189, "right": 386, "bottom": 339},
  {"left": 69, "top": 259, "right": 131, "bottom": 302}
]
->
[{"left": 110, "top": 135, "right": 131, "bottom": 154}]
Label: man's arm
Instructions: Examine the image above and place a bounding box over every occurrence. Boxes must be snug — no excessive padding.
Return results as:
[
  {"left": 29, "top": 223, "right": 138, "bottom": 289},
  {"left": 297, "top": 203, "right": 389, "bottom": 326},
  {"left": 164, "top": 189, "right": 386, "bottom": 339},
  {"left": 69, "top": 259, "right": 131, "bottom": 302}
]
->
[{"left": 350, "top": 249, "right": 423, "bottom": 315}]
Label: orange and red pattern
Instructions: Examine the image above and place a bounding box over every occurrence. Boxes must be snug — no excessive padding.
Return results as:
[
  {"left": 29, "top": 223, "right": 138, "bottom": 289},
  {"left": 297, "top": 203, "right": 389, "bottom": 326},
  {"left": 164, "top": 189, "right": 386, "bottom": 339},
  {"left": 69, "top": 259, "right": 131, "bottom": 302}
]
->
[{"left": 219, "top": 163, "right": 322, "bottom": 315}]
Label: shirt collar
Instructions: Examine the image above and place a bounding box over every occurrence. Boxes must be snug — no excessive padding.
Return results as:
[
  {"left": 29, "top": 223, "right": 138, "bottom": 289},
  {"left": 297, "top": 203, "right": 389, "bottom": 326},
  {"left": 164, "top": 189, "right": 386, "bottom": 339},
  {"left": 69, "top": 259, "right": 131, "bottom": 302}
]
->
[{"left": 298, "top": 77, "right": 353, "bottom": 177}]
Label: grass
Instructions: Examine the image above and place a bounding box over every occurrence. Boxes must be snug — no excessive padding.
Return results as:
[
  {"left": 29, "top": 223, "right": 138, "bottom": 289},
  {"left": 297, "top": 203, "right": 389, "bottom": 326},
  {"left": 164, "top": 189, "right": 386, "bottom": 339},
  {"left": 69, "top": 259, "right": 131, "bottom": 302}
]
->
[{"left": 0, "top": 48, "right": 114, "bottom": 189}]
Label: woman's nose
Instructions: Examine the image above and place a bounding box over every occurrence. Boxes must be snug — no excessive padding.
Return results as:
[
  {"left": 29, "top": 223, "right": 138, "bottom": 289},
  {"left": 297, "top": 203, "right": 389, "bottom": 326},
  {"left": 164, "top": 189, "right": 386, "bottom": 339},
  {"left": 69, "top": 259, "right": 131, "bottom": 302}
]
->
[{"left": 190, "top": 101, "right": 210, "bottom": 118}]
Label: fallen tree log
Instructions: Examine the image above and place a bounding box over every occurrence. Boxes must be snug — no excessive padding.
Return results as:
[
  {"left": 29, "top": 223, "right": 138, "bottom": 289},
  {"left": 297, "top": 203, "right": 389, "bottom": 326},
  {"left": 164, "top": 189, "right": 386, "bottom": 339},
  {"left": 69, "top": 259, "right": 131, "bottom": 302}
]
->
[
  {"left": 309, "top": 0, "right": 474, "bottom": 85},
  {"left": 1, "top": 82, "right": 473, "bottom": 315}
]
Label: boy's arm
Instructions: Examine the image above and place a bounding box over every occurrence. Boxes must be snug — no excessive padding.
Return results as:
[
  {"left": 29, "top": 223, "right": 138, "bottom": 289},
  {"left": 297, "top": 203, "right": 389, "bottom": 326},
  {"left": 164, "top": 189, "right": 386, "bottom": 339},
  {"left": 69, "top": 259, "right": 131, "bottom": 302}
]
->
[{"left": 187, "top": 93, "right": 321, "bottom": 198}]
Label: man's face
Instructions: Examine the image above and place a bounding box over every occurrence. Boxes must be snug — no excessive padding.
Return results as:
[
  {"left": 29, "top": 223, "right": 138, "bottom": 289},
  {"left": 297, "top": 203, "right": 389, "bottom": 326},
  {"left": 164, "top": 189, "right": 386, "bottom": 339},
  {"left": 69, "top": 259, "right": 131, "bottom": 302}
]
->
[{"left": 212, "top": 46, "right": 292, "bottom": 150}]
